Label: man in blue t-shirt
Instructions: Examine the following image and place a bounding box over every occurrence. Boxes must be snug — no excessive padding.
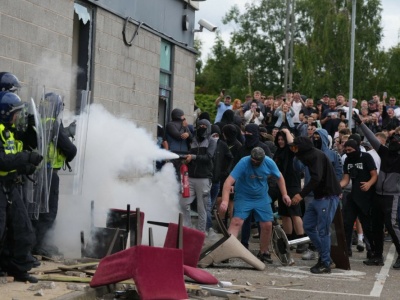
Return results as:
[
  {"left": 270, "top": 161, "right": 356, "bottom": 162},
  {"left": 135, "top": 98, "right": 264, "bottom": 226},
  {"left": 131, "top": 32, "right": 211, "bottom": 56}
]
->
[
  {"left": 219, "top": 147, "right": 291, "bottom": 263},
  {"left": 214, "top": 92, "right": 233, "bottom": 123}
]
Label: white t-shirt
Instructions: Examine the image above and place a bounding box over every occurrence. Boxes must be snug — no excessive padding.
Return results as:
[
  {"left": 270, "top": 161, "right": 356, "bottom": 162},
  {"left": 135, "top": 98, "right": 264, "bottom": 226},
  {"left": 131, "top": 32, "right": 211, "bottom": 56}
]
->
[
  {"left": 291, "top": 101, "right": 303, "bottom": 123},
  {"left": 342, "top": 106, "right": 359, "bottom": 128}
]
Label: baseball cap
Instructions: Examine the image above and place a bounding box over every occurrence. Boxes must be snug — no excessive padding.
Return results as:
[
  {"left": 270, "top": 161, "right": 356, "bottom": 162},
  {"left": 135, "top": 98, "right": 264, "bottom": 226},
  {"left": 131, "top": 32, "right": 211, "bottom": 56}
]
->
[
  {"left": 368, "top": 99, "right": 375, "bottom": 104},
  {"left": 225, "top": 95, "right": 231, "bottom": 99},
  {"left": 251, "top": 147, "right": 265, "bottom": 162},
  {"left": 323, "top": 93, "right": 329, "bottom": 97}
]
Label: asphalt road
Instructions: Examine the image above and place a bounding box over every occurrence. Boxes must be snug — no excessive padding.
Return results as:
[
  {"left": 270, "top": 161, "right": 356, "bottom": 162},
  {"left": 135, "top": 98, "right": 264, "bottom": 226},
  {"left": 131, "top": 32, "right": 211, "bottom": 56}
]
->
[{"left": 200, "top": 236, "right": 400, "bottom": 300}]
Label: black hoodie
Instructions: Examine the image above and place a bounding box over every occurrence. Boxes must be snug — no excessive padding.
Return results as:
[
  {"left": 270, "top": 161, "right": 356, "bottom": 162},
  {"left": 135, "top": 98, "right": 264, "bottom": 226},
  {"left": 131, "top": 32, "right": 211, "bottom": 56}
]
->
[
  {"left": 234, "top": 124, "right": 272, "bottom": 166},
  {"left": 293, "top": 137, "right": 341, "bottom": 199}
]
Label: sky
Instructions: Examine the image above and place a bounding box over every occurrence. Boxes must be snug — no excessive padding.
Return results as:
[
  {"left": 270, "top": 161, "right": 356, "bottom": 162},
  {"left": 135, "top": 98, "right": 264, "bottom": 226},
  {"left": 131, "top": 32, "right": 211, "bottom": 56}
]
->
[{"left": 195, "top": 0, "right": 400, "bottom": 62}]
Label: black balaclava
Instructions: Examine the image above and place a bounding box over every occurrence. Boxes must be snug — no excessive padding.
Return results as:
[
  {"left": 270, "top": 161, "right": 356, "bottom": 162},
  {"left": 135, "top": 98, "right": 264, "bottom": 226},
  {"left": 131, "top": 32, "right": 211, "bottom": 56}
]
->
[
  {"left": 220, "top": 109, "right": 235, "bottom": 124},
  {"left": 198, "top": 112, "right": 210, "bottom": 122},
  {"left": 244, "top": 123, "right": 260, "bottom": 147},
  {"left": 292, "top": 136, "right": 314, "bottom": 165},
  {"left": 196, "top": 119, "right": 210, "bottom": 142},
  {"left": 222, "top": 124, "right": 237, "bottom": 144},
  {"left": 344, "top": 139, "right": 360, "bottom": 161},
  {"left": 312, "top": 132, "right": 322, "bottom": 150}
]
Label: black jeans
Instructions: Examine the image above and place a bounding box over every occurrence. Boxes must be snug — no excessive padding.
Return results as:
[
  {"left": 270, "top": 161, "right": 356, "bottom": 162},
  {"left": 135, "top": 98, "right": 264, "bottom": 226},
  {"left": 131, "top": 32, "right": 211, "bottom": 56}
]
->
[
  {"left": 371, "top": 193, "right": 400, "bottom": 256},
  {"left": 342, "top": 193, "right": 373, "bottom": 253}
]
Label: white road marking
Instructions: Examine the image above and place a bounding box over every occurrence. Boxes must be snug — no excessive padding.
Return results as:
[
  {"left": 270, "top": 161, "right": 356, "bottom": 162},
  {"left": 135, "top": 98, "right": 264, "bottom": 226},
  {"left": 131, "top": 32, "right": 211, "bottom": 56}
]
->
[
  {"left": 276, "top": 266, "right": 365, "bottom": 281},
  {"left": 369, "top": 243, "right": 396, "bottom": 297},
  {"left": 267, "top": 287, "right": 377, "bottom": 297}
]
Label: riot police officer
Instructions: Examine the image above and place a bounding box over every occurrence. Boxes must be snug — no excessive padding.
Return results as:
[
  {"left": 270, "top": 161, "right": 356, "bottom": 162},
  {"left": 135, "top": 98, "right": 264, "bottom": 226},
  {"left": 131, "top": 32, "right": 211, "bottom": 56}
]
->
[
  {"left": 0, "top": 91, "right": 43, "bottom": 283},
  {"left": 32, "top": 92, "right": 77, "bottom": 257}
]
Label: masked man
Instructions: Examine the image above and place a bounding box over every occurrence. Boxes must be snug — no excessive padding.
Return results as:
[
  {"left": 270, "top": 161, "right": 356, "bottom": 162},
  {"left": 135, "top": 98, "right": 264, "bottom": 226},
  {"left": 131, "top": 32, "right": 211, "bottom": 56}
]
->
[
  {"left": 290, "top": 137, "right": 342, "bottom": 274},
  {"left": 353, "top": 112, "right": 400, "bottom": 268}
]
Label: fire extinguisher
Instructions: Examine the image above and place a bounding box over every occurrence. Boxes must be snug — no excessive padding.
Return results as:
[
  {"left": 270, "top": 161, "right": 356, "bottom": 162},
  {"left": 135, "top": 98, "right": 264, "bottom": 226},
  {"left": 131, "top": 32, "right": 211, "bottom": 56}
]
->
[{"left": 180, "top": 163, "right": 190, "bottom": 198}]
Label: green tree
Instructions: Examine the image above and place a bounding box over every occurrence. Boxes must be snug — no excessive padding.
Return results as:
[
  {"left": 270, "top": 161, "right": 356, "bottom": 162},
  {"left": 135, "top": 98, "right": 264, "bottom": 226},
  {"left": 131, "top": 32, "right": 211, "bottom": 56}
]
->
[
  {"left": 196, "top": 32, "right": 247, "bottom": 98},
  {"left": 223, "top": 1, "right": 287, "bottom": 95},
  {"left": 384, "top": 44, "right": 400, "bottom": 98},
  {"left": 295, "top": 0, "right": 385, "bottom": 99}
]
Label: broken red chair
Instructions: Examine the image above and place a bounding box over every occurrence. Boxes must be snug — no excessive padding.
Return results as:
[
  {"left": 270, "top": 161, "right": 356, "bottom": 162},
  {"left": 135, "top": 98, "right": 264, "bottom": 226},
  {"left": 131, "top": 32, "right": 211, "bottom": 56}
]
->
[
  {"left": 162, "top": 222, "right": 218, "bottom": 284},
  {"left": 90, "top": 210, "right": 188, "bottom": 299},
  {"left": 198, "top": 210, "right": 265, "bottom": 270},
  {"left": 90, "top": 245, "right": 188, "bottom": 300}
]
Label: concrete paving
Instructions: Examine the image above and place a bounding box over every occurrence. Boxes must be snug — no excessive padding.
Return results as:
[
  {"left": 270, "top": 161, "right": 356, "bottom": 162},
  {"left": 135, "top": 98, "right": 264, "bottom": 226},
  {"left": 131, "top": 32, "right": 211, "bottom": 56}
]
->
[
  {"left": 0, "top": 238, "right": 398, "bottom": 299},
  {"left": 201, "top": 237, "right": 400, "bottom": 299}
]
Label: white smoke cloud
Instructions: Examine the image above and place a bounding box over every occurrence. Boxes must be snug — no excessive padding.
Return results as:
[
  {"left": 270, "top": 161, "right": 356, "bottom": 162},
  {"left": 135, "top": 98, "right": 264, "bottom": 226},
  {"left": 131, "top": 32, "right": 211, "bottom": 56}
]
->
[{"left": 52, "top": 104, "right": 181, "bottom": 258}]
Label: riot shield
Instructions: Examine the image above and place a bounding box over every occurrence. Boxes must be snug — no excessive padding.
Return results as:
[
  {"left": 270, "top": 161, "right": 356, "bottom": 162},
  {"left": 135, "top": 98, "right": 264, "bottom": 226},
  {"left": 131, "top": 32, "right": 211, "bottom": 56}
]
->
[
  {"left": 25, "top": 95, "right": 48, "bottom": 219},
  {"left": 58, "top": 90, "right": 91, "bottom": 196},
  {"left": 37, "top": 92, "right": 63, "bottom": 214}
]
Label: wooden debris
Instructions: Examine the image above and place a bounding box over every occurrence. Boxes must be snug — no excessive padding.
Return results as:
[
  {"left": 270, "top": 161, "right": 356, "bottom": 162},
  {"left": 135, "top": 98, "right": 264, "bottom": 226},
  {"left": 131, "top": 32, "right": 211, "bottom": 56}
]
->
[
  {"left": 58, "top": 262, "right": 98, "bottom": 271},
  {"left": 36, "top": 274, "right": 92, "bottom": 283}
]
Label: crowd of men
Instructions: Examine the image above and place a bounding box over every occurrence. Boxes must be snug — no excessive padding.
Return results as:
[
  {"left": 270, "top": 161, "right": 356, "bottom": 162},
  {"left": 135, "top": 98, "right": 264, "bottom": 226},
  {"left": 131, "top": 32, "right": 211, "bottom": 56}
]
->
[{"left": 164, "top": 88, "right": 400, "bottom": 274}]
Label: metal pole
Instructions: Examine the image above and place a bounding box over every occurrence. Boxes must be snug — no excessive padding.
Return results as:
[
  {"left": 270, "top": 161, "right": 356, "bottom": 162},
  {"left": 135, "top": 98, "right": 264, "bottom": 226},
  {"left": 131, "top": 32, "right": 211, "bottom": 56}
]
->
[
  {"left": 348, "top": 0, "right": 356, "bottom": 129},
  {"left": 289, "top": 0, "right": 295, "bottom": 90},
  {"left": 284, "top": 0, "right": 290, "bottom": 93}
]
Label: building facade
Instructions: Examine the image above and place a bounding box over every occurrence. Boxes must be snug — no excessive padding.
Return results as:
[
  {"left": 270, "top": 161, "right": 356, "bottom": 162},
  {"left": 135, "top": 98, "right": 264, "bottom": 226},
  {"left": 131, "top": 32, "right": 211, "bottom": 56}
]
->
[{"left": 0, "top": 0, "right": 200, "bottom": 134}]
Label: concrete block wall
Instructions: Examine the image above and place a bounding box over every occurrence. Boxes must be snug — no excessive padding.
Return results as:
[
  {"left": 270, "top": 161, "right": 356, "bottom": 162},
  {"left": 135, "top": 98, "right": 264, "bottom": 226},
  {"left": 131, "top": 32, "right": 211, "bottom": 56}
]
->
[
  {"left": 0, "top": 0, "right": 74, "bottom": 110},
  {"left": 94, "top": 7, "right": 196, "bottom": 134},
  {"left": 93, "top": 8, "right": 161, "bottom": 135},
  {"left": 173, "top": 47, "right": 196, "bottom": 124},
  {"left": 0, "top": 1, "right": 196, "bottom": 135}
]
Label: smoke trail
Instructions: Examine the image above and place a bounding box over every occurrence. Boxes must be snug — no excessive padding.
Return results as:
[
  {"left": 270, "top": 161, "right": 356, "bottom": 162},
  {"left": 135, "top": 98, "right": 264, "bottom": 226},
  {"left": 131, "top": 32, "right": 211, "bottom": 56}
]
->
[{"left": 52, "top": 104, "right": 181, "bottom": 257}]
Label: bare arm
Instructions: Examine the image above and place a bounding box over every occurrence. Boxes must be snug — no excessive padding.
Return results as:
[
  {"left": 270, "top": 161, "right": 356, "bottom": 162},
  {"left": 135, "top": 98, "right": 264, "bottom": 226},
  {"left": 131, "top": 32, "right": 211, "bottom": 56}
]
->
[
  {"left": 360, "top": 170, "right": 378, "bottom": 192},
  {"left": 276, "top": 172, "right": 291, "bottom": 206},
  {"left": 281, "top": 128, "right": 293, "bottom": 144},
  {"left": 215, "top": 91, "right": 224, "bottom": 106},
  {"left": 340, "top": 174, "right": 350, "bottom": 188},
  {"left": 219, "top": 175, "right": 235, "bottom": 215}
]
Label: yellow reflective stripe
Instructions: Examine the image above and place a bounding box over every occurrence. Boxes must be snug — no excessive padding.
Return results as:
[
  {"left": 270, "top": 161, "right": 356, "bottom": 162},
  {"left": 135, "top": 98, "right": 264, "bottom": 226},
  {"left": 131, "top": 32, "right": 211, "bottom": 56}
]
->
[{"left": 0, "top": 124, "right": 22, "bottom": 176}]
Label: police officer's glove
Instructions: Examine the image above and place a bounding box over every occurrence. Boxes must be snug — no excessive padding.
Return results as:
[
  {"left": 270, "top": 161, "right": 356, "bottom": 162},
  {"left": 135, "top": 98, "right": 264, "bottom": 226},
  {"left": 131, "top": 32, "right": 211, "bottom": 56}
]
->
[
  {"left": 29, "top": 152, "right": 43, "bottom": 166},
  {"left": 17, "top": 164, "right": 36, "bottom": 175},
  {"left": 352, "top": 111, "right": 362, "bottom": 125},
  {"left": 27, "top": 114, "right": 35, "bottom": 126}
]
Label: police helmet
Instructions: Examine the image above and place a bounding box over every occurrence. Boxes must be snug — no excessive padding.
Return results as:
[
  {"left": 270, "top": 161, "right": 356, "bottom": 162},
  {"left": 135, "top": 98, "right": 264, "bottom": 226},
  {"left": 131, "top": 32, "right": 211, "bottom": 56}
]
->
[
  {"left": 0, "top": 91, "right": 25, "bottom": 123},
  {"left": 0, "top": 72, "right": 21, "bottom": 92},
  {"left": 43, "top": 92, "right": 64, "bottom": 118}
]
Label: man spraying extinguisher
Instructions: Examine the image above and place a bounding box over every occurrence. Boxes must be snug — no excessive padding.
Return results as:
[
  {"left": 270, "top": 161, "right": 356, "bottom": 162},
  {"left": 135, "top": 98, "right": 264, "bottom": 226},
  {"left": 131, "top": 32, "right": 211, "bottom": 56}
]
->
[{"left": 179, "top": 119, "right": 217, "bottom": 233}]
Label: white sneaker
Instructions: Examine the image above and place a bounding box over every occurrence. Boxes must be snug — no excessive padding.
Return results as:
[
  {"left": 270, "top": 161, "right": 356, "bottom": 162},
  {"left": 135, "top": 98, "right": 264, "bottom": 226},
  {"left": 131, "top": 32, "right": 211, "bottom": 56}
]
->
[
  {"left": 206, "top": 228, "right": 220, "bottom": 241},
  {"left": 302, "top": 249, "right": 318, "bottom": 260},
  {"left": 357, "top": 240, "right": 365, "bottom": 252}
]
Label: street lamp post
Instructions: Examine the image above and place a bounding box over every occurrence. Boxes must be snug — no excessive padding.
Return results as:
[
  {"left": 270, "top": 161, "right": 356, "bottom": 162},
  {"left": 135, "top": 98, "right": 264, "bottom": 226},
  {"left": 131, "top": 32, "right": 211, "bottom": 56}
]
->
[{"left": 348, "top": 0, "right": 356, "bottom": 129}]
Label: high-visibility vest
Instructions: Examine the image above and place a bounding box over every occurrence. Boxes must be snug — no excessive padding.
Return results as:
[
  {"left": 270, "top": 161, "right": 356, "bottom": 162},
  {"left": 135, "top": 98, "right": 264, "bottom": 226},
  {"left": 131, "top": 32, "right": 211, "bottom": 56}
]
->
[
  {"left": 45, "top": 118, "right": 66, "bottom": 169},
  {"left": 0, "top": 124, "right": 23, "bottom": 176}
]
